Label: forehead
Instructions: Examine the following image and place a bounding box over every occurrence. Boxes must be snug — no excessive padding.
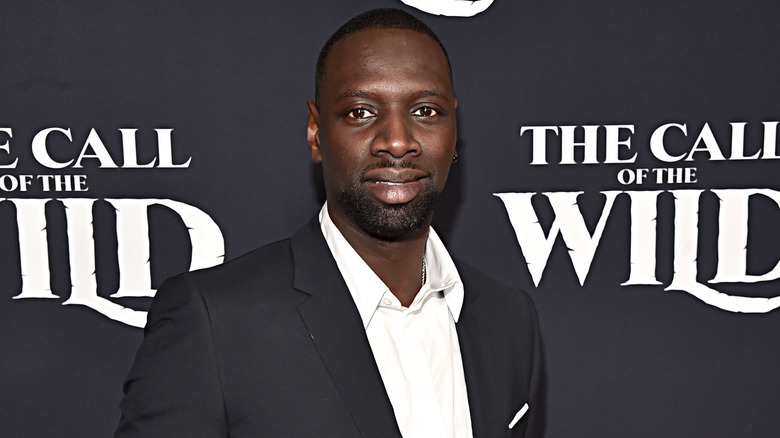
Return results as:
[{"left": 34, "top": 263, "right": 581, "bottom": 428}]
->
[{"left": 321, "top": 28, "right": 453, "bottom": 100}]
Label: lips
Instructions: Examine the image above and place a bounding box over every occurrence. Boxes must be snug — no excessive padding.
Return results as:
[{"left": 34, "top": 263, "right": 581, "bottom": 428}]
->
[{"left": 362, "top": 167, "right": 428, "bottom": 204}]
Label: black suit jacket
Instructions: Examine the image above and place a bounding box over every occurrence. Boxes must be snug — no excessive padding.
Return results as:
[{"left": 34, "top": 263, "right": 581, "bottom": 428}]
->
[{"left": 116, "top": 217, "right": 544, "bottom": 437}]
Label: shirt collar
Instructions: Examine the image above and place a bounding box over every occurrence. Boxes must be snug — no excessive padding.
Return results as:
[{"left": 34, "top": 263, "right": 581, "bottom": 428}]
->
[{"left": 318, "top": 203, "right": 464, "bottom": 328}]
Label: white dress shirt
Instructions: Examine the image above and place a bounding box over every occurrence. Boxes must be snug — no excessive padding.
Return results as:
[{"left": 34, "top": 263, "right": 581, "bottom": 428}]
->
[{"left": 319, "top": 204, "right": 473, "bottom": 438}]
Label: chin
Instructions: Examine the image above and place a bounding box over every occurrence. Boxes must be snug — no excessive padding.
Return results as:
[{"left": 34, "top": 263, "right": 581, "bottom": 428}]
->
[{"left": 337, "top": 183, "right": 439, "bottom": 241}]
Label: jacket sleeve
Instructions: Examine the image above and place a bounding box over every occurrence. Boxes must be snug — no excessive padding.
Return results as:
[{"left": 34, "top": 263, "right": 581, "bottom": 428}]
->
[{"left": 115, "top": 274, "right": 228, "bottom": 437}]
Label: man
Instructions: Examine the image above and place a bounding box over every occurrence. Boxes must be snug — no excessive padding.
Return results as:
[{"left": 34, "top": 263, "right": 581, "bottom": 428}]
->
[{"left": 116, "top": 8, "right": 543, "bottom": 438}]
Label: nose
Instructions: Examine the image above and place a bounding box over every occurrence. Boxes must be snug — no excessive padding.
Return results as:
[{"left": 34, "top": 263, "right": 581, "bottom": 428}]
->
[{"left": 371, "top": 111, "right": 421, "bottom": 158}]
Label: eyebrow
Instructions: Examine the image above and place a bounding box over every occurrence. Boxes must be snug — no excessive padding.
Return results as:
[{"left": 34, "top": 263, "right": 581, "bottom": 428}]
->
[
  {"left": 339, "top": 89, "right": 367, "bottom": 99},
  {"left": 337, "top": 89, "right": 443, "bottom": 99}
]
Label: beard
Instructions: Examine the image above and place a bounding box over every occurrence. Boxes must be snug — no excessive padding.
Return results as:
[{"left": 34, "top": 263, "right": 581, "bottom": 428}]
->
[{"left": 335, "top": 163, "right": 440, "bottom": 241}]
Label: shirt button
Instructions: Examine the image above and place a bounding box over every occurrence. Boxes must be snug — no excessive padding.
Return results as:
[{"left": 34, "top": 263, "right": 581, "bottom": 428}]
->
[{"left": 382, "top": 298, "right": 392, "bottom": 306}]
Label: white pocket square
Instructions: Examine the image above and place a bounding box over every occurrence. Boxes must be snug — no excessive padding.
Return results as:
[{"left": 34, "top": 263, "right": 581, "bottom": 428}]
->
[{"left": 508, "top": 403, "right": 529, "bottom": 429}]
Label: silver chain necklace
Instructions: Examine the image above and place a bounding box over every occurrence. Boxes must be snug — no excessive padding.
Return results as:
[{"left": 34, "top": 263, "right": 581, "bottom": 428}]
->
[{"left": 421, "top": 256, "right": 427, "bottom": 287}]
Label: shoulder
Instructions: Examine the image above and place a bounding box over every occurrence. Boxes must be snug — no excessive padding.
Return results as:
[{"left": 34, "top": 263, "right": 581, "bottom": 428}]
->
[
  {"left": 454, "top": 258, "right": 539, "bottom": 329},
  {"left": 455, "top": 259, "right": 535, "bottom": 307},
  {"left": 186, "top": 237, "right": 295, "bottom": 290},
  {"left": 148, "top": 217, "right": 329, "bottom": 323},
  {"left": 148, "top": 237, "right": 299, "bottom": 321}
]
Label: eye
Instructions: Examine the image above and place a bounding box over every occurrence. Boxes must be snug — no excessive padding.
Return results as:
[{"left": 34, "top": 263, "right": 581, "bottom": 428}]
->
[
  {"left": 347, "top": 107, "right": 376, "bottom": 120},
  {"left": 412, "top": 106, "right": 438, "bottom": 117}
]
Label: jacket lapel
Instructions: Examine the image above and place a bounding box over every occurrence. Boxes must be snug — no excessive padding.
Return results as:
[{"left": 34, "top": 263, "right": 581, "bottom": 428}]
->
[
  {"left": 291, "top": 218, "right": 402, "bottom": 438},
  {"left": 456, "top": 264, "right": 502, "bottom": 438}
]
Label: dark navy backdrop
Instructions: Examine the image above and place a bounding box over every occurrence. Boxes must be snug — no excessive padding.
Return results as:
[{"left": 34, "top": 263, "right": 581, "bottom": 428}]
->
[{"left": 2, "top": 1, "right": 779, "bottom": 436}]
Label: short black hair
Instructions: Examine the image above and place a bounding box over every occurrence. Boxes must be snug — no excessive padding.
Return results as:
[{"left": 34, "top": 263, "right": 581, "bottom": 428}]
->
[{"left": 314, "top": 8, "right": 452, "bottom": 108}]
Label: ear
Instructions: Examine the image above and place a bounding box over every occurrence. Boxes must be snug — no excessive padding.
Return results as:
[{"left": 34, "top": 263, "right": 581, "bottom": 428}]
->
[{"left": 306, "top": 100, "right": 322, "bottom": 163}]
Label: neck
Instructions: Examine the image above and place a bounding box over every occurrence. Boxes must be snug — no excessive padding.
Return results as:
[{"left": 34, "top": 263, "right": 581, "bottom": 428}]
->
[{"left": 331, "top": 211, "right": 429, "bottom": 307}]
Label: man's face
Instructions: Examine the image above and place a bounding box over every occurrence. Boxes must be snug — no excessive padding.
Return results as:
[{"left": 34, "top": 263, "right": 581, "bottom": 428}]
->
[{"left": 307, "top": 28, "right": 457, "bottom": 240}]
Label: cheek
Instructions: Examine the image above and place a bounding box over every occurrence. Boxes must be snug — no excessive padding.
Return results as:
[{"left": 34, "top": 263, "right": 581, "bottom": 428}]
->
[
  {"left": 422, "top": 131, "right": 457, "bottom": 163},
  {"left": 436, "top": 161, "right": 452, "bottom": 185},
  {"left": 323, "top": 128, "right": 372, "bottom": 161},
  {"left": 423, "top": 131, "right": 456, "bottom": 189},
  {"left": 421, "top": 123, "right": 456, "bottom": 150},
  {"left": 319, "top": 141, "right": 370, "bottom": 184},
  {"left": 428, "top": 151, "right": 453, "bottom": 189}
]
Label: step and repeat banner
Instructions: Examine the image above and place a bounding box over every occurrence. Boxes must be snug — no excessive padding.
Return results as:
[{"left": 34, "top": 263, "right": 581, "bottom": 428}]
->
[{"left": 2, "top": 1, "right": 779, "bottom": 436}]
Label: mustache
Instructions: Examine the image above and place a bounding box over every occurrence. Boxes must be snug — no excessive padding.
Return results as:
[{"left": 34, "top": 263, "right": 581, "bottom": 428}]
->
[{"left": 360, "top": 159, "right": 421, "bottom": 176}]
